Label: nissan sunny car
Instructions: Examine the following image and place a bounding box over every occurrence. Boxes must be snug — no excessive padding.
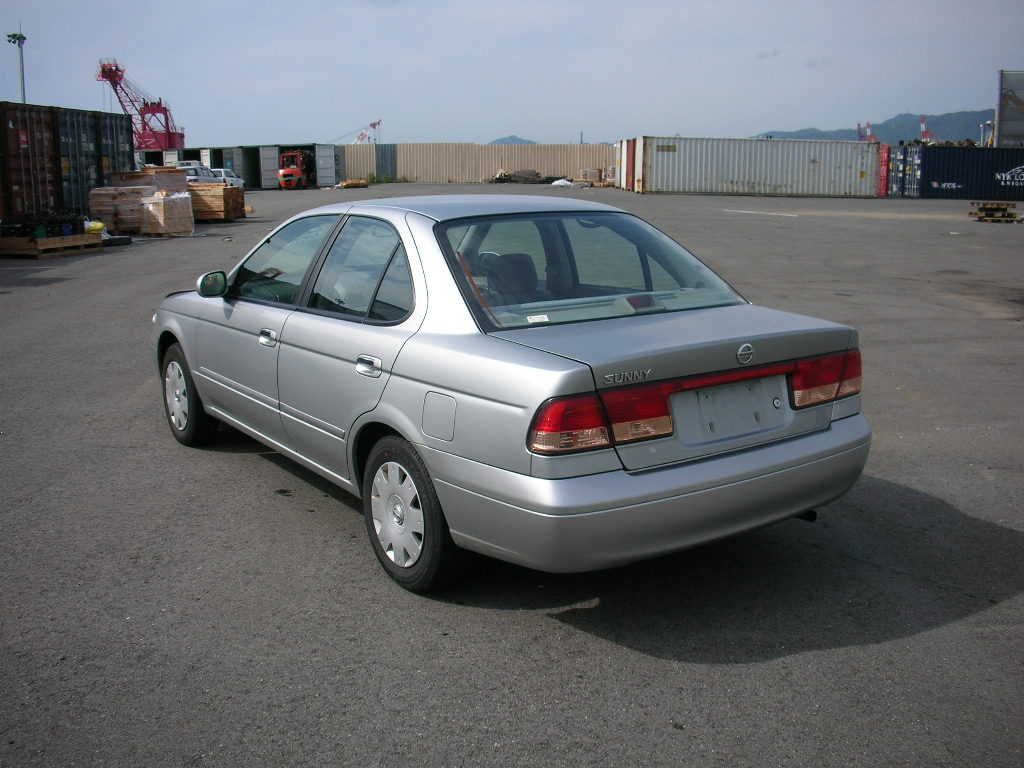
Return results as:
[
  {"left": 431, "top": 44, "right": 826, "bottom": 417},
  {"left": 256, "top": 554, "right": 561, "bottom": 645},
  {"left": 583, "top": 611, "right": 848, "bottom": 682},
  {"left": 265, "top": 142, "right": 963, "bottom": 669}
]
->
[{"left": 152, "top": 195, "right": 870, "bottom": 592}]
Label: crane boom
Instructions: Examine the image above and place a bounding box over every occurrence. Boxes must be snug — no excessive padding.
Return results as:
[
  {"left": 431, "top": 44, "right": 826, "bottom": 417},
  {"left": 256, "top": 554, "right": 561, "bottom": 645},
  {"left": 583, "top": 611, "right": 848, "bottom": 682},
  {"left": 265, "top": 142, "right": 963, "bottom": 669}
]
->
[{"left": 97, "top": 59, "right": 185, "bottom": 151}]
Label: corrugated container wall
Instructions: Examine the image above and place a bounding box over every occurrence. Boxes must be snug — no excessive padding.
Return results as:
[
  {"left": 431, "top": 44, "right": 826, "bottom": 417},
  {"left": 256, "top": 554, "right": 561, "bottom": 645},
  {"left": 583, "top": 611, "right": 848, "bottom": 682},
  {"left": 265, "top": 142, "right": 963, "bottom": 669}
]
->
[
  {"left": 635, "top": 137, "right": 880, "bottom": 197},
  {"left": 477, "top": 144, "right": 615, "bottom": 181},
  {"left": 343, "top": 144, "right": 376, "bottom": 180},
  {"left": 56, "top": 108, "right": 98, "bottom": 215},
  {"left": 375, "top": 144, "right": 397, "bottom": 180},
  {"left": 397, "top": 144, "right": 480, "bottom": 183},
  {"left": 96, "top": 111, "right": 133, "bottom": 186},
  {"left": 918, "top": 146, "right": 1024, "bottom": 200}
]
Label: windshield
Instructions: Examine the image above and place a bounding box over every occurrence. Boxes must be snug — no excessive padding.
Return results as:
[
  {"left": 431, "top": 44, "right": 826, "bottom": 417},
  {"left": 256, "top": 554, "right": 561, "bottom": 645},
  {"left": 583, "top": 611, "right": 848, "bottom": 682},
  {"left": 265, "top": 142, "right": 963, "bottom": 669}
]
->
[{"left": 436, "top": 211, "right": 743, "bottom": 330}]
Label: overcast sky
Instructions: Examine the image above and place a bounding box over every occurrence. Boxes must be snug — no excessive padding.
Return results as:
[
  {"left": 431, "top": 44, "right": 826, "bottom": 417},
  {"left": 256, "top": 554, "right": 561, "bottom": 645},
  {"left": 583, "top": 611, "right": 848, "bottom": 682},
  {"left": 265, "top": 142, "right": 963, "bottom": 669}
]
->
[{"left": 1, "top": 0, "right": 1021, "bottom": 146}]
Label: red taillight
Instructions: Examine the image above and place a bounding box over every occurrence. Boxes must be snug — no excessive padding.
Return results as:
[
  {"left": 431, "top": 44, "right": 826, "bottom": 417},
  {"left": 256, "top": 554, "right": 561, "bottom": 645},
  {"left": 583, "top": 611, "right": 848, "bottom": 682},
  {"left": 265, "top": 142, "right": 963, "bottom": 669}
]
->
[
  {"left": 602, "top": 383, "right": 674, "bottom": 442},
  {"left": 527, "top": 350, "right": 862, "bottom": 454},
  {"left": 528, "top": 394, "right": 611, "bottom": 454},
  {"left": 790, "top": 351, "right": 862, "bottom": 408}
]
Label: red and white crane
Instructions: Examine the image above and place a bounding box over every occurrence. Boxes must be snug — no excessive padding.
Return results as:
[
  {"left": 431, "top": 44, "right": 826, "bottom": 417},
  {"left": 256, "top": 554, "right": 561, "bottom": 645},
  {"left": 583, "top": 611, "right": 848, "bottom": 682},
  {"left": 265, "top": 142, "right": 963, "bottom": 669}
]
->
[{"left": 96, "top": 59, "right": 185, "bottom": 150}]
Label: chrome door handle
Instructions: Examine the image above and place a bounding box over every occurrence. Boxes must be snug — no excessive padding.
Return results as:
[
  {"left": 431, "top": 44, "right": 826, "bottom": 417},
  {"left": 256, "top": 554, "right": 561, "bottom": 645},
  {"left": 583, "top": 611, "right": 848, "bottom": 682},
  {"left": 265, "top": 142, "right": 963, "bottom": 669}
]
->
[
  {"left": 355, "top": 355, "right": 382, "bottom": 378},
  {"left": 257, "top": 328, "right": 278, "bottom": 347}
]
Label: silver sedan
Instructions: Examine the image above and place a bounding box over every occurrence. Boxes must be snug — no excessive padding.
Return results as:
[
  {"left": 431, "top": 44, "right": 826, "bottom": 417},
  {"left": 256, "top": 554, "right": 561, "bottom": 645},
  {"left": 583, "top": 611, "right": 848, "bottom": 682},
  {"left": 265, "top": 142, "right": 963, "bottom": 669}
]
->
[{"left": 152, "top": 195, "right": 870, "bottom": 592}]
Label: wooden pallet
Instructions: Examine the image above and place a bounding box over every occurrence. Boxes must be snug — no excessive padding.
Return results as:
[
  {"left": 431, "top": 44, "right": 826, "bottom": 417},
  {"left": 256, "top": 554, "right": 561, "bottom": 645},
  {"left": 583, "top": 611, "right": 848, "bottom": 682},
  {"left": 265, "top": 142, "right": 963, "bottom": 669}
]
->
[
  {"left": 969, "top": 200, "right": 1020, "bottom": 223},
  {"left": 0, "top": 232, "right": 103, "bottom": 259}
]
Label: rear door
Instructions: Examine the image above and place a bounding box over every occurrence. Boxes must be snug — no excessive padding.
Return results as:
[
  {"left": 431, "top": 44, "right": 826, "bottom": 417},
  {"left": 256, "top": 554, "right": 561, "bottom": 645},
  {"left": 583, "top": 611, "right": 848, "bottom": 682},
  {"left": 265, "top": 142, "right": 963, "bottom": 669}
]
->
[
  {"left": 277, "top": 215, "right": 420, "bottom": 480},
  {"left": 315, "top": 145, "right": 337, "bottom": 187},
  {"left": 259, "top": 145, "right": 280, "bottom": 189},
  {"left": 194, "top": 214, "right": 340, "bottom": 440}
]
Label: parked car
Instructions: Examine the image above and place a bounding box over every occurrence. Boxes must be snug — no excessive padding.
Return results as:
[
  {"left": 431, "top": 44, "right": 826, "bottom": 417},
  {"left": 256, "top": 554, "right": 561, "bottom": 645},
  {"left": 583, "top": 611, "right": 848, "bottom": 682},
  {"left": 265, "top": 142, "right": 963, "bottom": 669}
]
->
[
  {"left": 152, "top": 195, "right": 870, "bottom": 592},
  {"left": 175, "top": 160, "right": 202, "bottom": 168},
  {"left": 182, "top": 165, "right": 222, "bottom": 184},
  {"left": 211, "top": 168, "right": 245, "bottom": 189}
]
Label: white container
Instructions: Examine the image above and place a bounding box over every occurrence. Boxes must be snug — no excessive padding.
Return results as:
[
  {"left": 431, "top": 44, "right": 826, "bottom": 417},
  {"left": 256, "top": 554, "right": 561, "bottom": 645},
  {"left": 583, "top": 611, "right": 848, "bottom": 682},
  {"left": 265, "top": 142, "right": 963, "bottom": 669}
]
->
[{"left": 635, "top": 136, "right": 880, "bottom": 197}]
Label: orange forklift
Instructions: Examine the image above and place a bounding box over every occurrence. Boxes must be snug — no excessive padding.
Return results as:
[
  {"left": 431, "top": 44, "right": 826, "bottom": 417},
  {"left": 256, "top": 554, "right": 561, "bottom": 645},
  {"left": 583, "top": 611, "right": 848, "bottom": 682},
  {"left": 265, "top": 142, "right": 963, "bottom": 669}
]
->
[{"left": 278, "top": 149, "right": 314, "bottom": 189}]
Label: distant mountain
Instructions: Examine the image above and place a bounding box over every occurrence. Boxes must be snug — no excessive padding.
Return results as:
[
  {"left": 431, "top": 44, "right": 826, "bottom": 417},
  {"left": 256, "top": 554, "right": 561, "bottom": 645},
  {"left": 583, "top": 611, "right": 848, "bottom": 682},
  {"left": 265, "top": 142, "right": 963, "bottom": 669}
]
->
[
  {"left": 757, "top": 110, "right": 995, "bottom": 144},
  {"left": 489, "top": 135, "right": 537, "bottom": 145}
]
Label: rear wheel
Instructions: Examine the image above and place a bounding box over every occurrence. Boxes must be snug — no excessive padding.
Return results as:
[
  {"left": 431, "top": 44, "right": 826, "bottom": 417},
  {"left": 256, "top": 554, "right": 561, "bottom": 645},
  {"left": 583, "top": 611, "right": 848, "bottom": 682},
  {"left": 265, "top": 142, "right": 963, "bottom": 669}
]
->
[
  {"left": 161, "top": 343, "right": 216, "bottom": 446},
  {"left": 363, "top": 436, "right": 459, "bottom": 593}
]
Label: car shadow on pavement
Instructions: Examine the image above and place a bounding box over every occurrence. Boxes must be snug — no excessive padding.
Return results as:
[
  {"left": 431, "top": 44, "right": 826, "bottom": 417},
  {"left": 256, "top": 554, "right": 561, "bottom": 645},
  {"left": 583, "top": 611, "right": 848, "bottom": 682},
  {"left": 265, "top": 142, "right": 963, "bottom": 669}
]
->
[{"left": 439, "top": 476, "right": 1024, "bottom": 664}]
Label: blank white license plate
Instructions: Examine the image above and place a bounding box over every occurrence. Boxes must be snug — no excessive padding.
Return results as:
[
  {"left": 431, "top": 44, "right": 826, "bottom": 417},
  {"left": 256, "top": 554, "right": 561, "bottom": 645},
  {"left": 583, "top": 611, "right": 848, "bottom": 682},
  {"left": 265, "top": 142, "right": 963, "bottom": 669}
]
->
[{"left": 693, "top": 377, "right": 785, "bottom": 441}]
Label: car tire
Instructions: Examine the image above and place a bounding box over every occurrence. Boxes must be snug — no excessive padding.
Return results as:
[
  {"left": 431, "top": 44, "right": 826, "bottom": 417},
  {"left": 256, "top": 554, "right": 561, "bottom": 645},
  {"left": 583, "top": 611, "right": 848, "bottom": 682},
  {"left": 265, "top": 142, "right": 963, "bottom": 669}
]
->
[
  {"left": 363, "top": 436, "right": 459, "bottom": 593},
  {"left": 161, "top": 342, "right": 216, "bottom": 447}
]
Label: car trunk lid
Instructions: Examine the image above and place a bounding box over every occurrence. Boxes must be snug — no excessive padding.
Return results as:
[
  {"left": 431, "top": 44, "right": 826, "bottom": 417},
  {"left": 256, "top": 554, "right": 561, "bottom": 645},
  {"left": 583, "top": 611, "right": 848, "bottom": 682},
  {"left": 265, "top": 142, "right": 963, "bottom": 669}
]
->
[{"left": 493, "top": 304, "right": 857, "bottom": 470}]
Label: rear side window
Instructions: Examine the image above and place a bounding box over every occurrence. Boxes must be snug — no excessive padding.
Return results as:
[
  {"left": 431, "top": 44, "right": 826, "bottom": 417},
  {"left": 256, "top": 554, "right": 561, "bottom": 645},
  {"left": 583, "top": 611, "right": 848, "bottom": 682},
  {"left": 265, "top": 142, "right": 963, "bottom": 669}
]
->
[
  {"left": 232, "top": 215, "right": 339, "bottom": 304},
  {"left": 309, "top": 216, "right": 411, "bottom": 322}
]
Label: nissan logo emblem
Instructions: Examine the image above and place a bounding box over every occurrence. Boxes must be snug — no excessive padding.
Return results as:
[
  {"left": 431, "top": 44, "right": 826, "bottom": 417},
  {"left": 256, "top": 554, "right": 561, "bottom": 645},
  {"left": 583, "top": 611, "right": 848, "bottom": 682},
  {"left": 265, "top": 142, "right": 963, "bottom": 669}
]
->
[{"left": 736, "top": 343, "right": 754, "bottom": 365}]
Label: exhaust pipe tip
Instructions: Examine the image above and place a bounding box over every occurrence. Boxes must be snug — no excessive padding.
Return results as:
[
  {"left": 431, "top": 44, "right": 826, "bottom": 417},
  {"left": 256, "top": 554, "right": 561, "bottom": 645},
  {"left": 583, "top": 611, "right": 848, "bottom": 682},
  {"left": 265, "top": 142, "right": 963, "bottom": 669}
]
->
[{"left": 796, "top": 509, "right": 818, "bottom": 523}]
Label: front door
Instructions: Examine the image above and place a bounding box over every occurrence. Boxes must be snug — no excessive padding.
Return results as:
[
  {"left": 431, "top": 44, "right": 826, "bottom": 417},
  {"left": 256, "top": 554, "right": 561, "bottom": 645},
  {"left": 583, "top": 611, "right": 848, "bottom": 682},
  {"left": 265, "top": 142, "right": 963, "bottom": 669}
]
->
[{"left": 194, "top": 214, "right": 340, "bottom": 441}]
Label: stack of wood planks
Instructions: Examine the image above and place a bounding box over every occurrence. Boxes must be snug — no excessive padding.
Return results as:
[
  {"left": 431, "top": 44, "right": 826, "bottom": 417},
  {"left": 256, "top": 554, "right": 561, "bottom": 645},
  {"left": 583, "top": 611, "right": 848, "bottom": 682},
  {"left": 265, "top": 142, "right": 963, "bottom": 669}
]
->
[
  {"left": 111, "top": 167, "right": 188, "bottom": 194},
  {"left": 88, "top": 186, "right": 156, "bottom": 233},
  {"left": 189, "top": 183, "right": 246, "bottom": 221}
]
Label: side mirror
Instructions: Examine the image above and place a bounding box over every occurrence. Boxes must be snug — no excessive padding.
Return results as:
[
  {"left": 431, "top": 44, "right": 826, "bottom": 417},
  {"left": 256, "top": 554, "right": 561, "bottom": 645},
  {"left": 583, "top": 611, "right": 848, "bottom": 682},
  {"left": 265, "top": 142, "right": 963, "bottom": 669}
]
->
[{"left": 197, "top": 270, "right": 228, "bottom": 297}]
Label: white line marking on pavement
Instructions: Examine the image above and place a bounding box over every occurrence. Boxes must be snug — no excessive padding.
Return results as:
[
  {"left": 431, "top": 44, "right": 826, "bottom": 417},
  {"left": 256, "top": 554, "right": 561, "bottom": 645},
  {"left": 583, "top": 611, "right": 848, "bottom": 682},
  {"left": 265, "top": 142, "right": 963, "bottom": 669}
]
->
[{"left": 722, "top": 209, "right": 799, "bottom": 218}]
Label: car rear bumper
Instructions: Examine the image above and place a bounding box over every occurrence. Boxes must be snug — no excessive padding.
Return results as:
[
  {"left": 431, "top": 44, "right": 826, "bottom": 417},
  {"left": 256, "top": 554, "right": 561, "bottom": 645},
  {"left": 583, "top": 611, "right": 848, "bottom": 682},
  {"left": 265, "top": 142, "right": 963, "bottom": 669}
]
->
[{"left": 420, "top": 413, "right": 870, "bottom": 573}]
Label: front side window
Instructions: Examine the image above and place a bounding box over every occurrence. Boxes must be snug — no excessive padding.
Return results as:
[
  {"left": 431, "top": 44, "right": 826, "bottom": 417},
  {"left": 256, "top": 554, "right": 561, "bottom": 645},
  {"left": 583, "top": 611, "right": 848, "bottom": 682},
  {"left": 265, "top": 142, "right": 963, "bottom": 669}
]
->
[
  {"left": 438, "top": 211, "right": 742, "bottom": 330},
  {"left": 309, "top": 216, "right": 409, "bottom": 320},
  {"left": 232, "top": 215, "right": 339, "bottom": 304}
]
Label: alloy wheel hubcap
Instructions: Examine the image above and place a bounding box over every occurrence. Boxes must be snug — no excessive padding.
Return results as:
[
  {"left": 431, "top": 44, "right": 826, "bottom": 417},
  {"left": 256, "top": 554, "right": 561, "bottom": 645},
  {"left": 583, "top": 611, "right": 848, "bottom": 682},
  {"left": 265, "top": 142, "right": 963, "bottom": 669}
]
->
[
  {"left": 370, "top": 461, "right": 424, "bottom": 568},
  {"left": 164, "top": 361, "right": 189, "bottom": 431}
]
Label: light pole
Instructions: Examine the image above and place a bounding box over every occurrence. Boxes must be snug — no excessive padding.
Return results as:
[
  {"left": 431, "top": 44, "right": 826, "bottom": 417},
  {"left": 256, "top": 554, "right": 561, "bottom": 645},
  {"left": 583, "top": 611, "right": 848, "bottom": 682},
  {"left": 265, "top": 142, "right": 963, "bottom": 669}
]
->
[{"left": 7, "top": 30, "right": 26, "bottom": 103}]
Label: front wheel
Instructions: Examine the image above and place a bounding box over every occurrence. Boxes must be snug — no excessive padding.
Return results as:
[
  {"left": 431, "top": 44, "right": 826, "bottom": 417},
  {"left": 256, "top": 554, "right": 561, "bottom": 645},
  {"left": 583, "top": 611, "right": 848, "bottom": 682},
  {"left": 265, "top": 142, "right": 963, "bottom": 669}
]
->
[
  {"left": 161, "top": 343, "right": 216, "bottom": 446},
  {"left": 363, "top": 436, "right": 460, "bottom": 593}
]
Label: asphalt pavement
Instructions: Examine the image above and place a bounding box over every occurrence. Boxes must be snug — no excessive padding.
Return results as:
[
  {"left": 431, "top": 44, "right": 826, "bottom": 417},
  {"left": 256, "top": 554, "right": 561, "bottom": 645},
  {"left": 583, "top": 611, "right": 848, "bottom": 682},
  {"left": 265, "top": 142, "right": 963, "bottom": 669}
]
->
[{"left": 1, "top": 185, "right": 1021, "bottom": 767}]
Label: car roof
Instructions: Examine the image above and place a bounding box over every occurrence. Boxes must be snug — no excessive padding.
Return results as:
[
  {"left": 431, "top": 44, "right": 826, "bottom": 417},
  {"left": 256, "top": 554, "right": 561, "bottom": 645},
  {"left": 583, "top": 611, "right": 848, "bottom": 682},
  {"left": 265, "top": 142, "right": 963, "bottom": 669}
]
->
[{"left": 303, "top": 194, "right": 623, "bottom": 222}]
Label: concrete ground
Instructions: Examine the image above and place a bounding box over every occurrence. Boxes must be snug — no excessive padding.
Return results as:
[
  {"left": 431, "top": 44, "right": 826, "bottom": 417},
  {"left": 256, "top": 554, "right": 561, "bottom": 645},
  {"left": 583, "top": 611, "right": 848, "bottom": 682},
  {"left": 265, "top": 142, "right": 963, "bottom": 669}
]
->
[{"left": 1, "top": 185, "right": 1021, "bottom": 767}]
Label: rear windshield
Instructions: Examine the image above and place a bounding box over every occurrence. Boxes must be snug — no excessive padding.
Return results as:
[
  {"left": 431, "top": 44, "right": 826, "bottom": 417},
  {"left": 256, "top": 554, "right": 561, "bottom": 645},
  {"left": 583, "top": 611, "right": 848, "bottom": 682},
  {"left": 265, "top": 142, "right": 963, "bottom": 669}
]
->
[{"left": 436, "top": 211, "right": 743, "bottom": 330}]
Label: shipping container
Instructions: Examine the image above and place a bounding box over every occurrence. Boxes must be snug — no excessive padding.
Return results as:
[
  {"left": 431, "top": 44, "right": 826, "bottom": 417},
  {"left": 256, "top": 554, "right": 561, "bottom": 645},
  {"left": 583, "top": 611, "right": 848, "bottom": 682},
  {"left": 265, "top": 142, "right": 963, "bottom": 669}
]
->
[
  {"left": 0, "top": 101, "right": 133, "bottom": 220},
  {"left": 996, "top": 70, "right": 1024, "bottom": 148},
  {"left": 632, "top": 136, "right": 880, "bottom": 196},
  {"left": 315, "top": 144, "right": 337, "bottom": 186},
  {"left": 918, "top": 146, "right": 1024, "bottom": 200}
]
